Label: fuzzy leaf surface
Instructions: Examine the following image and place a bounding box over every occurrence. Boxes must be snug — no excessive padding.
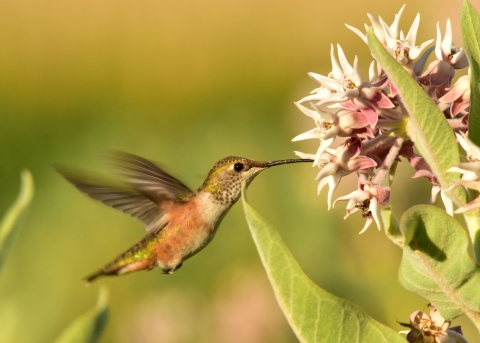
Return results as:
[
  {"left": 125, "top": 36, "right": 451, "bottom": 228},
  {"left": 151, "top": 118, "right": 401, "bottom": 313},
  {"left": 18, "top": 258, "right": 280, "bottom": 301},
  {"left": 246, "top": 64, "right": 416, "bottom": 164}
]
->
[
  {"left": 399, "top": 205, "right": 480, "bottom": 328},
  {"left": 241, "top": 186, "right": 405, "bottom": 343},
  {"left": 367, "top": 31, "right": 465, "bottom": 208},
  {"left": 462, "top": 0, "right": 480, "bottom": 146}
]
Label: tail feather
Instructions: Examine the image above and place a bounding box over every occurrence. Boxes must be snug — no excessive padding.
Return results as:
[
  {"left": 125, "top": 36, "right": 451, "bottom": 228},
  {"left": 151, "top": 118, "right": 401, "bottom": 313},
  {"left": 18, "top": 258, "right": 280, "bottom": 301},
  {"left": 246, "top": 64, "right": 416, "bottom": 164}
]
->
[
  {"left": 82, "top": 234, "right": 158, "bottom": 285},
  {"left": 82, "top": 258, "right": 157, "bottom": 285}
]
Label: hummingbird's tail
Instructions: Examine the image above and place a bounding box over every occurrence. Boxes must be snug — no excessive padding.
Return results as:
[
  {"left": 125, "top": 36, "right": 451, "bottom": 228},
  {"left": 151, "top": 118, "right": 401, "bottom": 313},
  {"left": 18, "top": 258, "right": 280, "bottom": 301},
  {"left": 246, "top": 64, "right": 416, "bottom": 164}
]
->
[{"left": 82, "top": 236, "right": 158, "bottom": 285}]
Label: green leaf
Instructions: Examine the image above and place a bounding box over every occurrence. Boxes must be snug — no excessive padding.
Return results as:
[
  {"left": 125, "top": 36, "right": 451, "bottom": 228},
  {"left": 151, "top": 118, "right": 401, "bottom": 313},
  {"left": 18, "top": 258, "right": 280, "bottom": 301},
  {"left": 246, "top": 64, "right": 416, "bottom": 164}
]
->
[
  {"left": 54, "top": 287, "right": 109, "bottom": 343},
  {"left": 398, "top": 205, "right": 480, "bottom": 329},
  {"left": 366, "top": 31, "right": 466, "bottom": 208},
  {"left": 462, "top": 0, "right": 480, "bottom": 146},
  {"left": 381, "top": 207, "right": 408, "bottom": 247},
  {"left": 241, "top": 186, "right": 405, "bottom": 343},
  {"left": 0, "top": 170, "right": 34, "bottom": 272},
  {"left": 365, "top": 30, "right": 480, "bottom": 262}
]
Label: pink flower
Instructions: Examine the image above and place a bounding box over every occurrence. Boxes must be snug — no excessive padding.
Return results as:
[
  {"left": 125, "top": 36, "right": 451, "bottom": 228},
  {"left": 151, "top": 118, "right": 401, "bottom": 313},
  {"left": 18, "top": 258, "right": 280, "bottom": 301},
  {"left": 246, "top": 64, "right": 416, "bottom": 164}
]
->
[
  {"left": 410, "top": 156, "right": 454, "bottom": 215},
  {"left": 333, "top": 175, "right": 390, "bottom": 233},
  {"left": 434, "top": 20, "right": 468, "bottom": 69},
  {"left": 439, "top": 74, "right": 470, "bottom": 117},
  {"left": 296, "top": 138, "right": 376, "bottom": 209},
  {"left": 346, "top": 5, "right": 433, "bottom": 72},
  {"left": 399, "top": 305, "right": 464, "bottom": 343},
  {"left": 292, "top": 103, "right": 370, "bottom": 166},
  {"left": 297, "top": 45, "right": 394, "bottom": 128},
  {"left": 419, "top": 20, "right": 468, "bottom": 99}
]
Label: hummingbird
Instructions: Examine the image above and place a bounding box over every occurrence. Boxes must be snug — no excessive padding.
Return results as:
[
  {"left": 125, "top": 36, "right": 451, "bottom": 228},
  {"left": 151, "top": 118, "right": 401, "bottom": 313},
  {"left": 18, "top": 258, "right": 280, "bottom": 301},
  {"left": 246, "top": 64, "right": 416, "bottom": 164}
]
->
[{"left": 58, "top": 151, "right": 312, "bottom": 283}]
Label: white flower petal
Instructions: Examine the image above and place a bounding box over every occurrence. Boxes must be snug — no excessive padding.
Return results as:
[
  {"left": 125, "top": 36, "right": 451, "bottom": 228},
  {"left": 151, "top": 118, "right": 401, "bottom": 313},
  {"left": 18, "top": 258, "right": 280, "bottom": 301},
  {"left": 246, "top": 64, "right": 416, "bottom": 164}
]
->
[
  {"left": 405, "top": 13, "right": 420, "bottom": 46},
  {"left": 367, "top": 13, "right": 386, "bottom": 44},
  {"left": 359, "top": 217, "right": 373, "bottom": 234},
  {"left": 351, "top": 56, "right": 363, "bottom": 86},
  {"left": 313, "top": 138, "right": 335, "bottom": 166},
  {"left": 330, "top": 44, "right": 343, "bottom": 80},
  {"left": 297, "top": 93, "right": 330, "bottom": 104},
  {"left": 314, "top": 106, "right": 336, "bottom": 123},
  {"left": 450, "top": 49, "right": 469, "bottom": 69},
  {"left": 293, "top": 151, "right": 317, "bottom": 160},
  {"left": 315, "top": 93, "right": 350, "bottom": 107},
  {"left": 457, "top": 132, "right": 480, "bottom": 161},
  {"left": 333, "top": 189, "right": 369, "bottom": 208},
  {"left": 456, "top": 132, "right": 469, "bottom": 153},
  {"left": 380, "top": 19, "right": 397, "bottom": 50},
  {"left": 409, "top": 39, "right": 434, "bottom": 60},
  {"left": 369, "top": 60, "right": 377, "bottom": 82},
  {"left": 292, "top": 128, "right": 320, "bottom": 142},
  {"left": 390, "top": 4, "right": 405, "bottom": 39},
  {"left": 337, "top": 44, "right": 353, "bottom": 76},
  {"left": 345, "top": 24, "right": 367, "bottom": 43},
  {"left": 328, "top": 171, "right": 342, "bottom": 210},
  {"left": 315, "top": 162, "right": 339, "bottom": 181},
  {"left": 294, "top": 102, "right": 322, "bottom": 122},
  {"left": 317, "top": 172, "right": 342, "bottom": 210},
  {"left": 317, "top": 176, "right": 329, "bottom": 194},
  {"left": 435, "top": 22, "right": 443, "bottom": 60},
  {"left": 321, "top": 125, "right": 340, "bottom": 140},
  {"left": 440, "top": 190, "right": 454, "bottom": 216},
  {"left": 429, "top": 185, "right": 441, "bottom": 204},
  {"left": 308, "top": 72, "right": 341, "bottom": 91},
  {"left": 441, "top": 19, "right": 453, "bottom": 59},
  {"left": 369, "top": 197, "right": 383, "bottom": 231}
]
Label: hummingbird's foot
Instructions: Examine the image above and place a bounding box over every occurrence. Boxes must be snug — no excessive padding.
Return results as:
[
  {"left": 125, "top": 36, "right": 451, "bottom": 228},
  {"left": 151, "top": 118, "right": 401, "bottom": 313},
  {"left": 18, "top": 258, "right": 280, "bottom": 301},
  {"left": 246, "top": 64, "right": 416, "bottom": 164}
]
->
[{"left": 161, "top": 263, "right": 183, "bottom": 274}]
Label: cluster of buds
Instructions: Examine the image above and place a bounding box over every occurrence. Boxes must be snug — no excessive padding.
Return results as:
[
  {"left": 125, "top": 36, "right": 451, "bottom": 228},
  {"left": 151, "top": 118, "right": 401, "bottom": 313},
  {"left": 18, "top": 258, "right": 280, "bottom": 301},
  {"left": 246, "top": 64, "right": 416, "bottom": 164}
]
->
[
  {"left": 293, "top": 5, "right": 471, "bottom": 233},
  {"left": 398, "top": 305, "right": 466, "bottom": 343}
]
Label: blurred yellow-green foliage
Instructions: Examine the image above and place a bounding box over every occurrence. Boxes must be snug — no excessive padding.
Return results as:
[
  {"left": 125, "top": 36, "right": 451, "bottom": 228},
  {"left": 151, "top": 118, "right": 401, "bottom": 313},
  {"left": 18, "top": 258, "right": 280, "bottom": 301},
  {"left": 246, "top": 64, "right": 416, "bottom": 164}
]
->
[{"left": 1, "top": 0, "right": 478, "bottom": 342}]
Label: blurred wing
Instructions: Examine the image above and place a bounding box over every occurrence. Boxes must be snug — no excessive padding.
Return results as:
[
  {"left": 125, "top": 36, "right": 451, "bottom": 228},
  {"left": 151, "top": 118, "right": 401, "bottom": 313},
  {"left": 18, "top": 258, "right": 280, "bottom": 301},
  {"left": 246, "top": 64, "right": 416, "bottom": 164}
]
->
[
  {"left": 106, "top": 151, "right": 192, "bottom": 201},
  {"left": 57, "top": 169, "right": 166, "bottom": 229}
]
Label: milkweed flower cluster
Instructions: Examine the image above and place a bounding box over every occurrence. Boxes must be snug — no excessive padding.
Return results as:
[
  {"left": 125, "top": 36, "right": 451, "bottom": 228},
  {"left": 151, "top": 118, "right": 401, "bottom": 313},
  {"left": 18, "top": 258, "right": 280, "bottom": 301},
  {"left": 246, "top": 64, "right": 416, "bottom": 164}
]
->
[
  {"left": 293, "top": 5, "right": 470, "bottom": 233},
  {"left": 398, "top": 305, "right": 466, "bottom": 343}
]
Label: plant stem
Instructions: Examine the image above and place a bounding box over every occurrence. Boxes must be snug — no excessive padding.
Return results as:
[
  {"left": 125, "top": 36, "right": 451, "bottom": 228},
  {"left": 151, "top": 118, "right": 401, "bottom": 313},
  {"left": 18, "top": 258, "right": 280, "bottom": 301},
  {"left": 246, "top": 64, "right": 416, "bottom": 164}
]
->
[
  {"left": 373, "top": 135, "right": 405, "bottom": 185},
  {"left": 361, "top": 134, "right": 396, "bottom": 155},
  {"left": 448, "top": 118, "right": 469, "bottom": 132}
]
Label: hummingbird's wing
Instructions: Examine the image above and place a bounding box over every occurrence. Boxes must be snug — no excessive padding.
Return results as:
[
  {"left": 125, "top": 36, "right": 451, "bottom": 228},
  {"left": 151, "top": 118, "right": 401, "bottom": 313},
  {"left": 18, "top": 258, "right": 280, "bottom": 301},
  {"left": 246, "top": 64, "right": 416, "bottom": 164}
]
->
[
  {"left": 58, "top": 152, "right": 193, "bottom": 232},
  {"left": 57, "top": 169, "right": 165, "bottom": 229},
  {"left": 105, "top": 151, "right": 192, "bottom": 201}
]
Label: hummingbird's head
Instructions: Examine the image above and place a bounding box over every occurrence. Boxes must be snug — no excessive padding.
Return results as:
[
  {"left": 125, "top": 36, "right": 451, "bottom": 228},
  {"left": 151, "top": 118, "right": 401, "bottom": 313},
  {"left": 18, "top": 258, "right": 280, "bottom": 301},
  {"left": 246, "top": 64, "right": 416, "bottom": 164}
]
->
[{"left": 198, "top": 156, "right": 312, "bottom": 205}]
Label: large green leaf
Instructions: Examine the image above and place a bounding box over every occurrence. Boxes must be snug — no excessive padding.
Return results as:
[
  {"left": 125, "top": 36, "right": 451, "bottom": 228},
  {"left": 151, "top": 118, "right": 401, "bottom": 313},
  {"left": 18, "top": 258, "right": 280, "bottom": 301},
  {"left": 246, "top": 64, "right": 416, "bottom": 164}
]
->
[
  {"left": 367, "top": 31, "right": 465, "bottom": 207},
  {"left": 398, "top": 205, "right": 480, "bottom": 329},
  {"left": 241, "top": 186, "right": 405, "bottom": 343},
  {"left": 53, "top": 287, "right": 109, "bottom": 343},
  {"left": 365, "top": 29, "right": 480, "bottom": 261},
  {"left": 462, "top": 0, "right": 480, "bottom": 146},
  {"left": 0, "top": 170, "right": 34, "bottom": 272}
]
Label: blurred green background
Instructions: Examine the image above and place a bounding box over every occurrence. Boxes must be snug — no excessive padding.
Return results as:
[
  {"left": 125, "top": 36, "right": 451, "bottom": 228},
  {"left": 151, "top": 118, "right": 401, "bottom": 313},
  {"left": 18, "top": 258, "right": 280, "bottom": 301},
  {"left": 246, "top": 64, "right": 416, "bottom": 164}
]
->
[{"left": 0, "top": 0, "right": 478, "bottom": 342}]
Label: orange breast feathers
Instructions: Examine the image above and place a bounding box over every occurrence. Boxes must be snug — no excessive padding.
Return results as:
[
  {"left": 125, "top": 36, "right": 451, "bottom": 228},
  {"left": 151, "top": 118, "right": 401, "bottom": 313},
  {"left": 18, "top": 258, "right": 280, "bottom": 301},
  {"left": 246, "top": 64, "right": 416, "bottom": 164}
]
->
[{"left": 154, "top": 199, "right": 212, "bottom": 264}]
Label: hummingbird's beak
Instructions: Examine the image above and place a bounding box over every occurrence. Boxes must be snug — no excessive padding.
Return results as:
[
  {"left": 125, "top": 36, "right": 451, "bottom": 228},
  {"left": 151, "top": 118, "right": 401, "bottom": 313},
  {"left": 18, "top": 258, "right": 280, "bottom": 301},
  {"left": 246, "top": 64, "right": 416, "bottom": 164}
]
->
[{"left": 265, "top": 158, "right": 314, "bottom": 168}]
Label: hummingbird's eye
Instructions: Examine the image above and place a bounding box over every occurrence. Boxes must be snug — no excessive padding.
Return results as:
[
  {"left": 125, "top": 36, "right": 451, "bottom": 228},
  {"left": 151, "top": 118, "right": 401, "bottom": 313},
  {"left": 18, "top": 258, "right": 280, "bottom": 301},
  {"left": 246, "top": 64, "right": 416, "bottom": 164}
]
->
[{"left": 233, "top": 163, "right": 244, "bottom": 172}]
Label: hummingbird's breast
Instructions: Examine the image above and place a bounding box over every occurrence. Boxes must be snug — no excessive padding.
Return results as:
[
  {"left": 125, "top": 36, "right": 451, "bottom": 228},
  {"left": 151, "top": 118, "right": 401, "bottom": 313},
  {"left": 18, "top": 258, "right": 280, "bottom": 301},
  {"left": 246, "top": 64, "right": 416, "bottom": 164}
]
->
[{"left": 153, "top": 196, "right": 221, "bottom": 269}]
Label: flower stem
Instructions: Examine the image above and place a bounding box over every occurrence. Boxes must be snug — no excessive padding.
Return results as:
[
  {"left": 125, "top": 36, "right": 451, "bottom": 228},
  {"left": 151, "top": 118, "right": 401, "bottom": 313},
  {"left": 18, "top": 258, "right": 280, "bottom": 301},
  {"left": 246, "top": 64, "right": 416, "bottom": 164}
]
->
[
  {"left": 361, "top": 134, "right": 396, "bottom": 155},
  {"left": 373, "top": 135, "right": 405, "bottom": 185},
  {"left": 448, "top": 118, "right": 468, "bottom": 132}
]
